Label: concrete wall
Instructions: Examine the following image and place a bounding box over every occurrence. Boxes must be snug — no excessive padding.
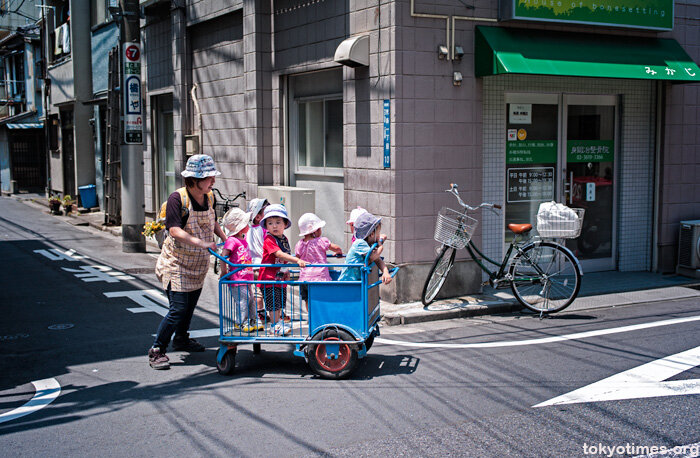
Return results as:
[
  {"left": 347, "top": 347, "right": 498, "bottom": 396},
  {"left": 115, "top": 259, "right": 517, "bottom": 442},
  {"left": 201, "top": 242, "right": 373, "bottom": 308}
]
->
[{"left": 47, "top": 60, "right": 74, "bottom": 108}]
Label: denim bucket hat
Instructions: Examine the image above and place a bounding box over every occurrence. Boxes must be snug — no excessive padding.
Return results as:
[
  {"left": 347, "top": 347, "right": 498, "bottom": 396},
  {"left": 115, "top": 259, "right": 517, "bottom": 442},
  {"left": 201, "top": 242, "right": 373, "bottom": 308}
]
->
[
  {"left": 260, "top": 204, "right": 292, "bottom": 229},
  {"left": 354, "top": 212, "right": 381, "bottom": 240},
  {"left": 181, "top": 154, "right": 221, "bottom": 178}
]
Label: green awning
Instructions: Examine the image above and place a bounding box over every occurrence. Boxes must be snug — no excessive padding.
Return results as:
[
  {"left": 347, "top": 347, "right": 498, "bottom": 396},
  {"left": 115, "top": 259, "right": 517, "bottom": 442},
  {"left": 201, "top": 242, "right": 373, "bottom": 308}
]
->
[{"left": 475, "top": 26, "right": 700, "bottom": 82}]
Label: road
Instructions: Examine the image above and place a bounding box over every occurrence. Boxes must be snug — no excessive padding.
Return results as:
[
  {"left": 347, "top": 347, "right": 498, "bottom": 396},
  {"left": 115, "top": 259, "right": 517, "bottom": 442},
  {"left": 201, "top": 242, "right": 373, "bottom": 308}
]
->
[{"left": 1, "top": 196, "right": 699, "bottom": 457}]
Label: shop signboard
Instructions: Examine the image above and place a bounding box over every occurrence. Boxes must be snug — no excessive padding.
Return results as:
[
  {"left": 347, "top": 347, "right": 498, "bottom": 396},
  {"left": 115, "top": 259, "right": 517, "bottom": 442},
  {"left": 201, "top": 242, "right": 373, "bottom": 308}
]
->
[
  {"left": 499, "top": 0, "right": 673, "bottom": 30},
  {"left": 506, "top": 140, "right": 557, "bottom": 164},
  {"left": 123, "top": 42, "right": 143, "bottom": 144},
  {"left": 567, "top": 140, "right": 614, "bottom": 162},
  {"left": 507, "top": 167, "right": 555, "bottom": 202}
]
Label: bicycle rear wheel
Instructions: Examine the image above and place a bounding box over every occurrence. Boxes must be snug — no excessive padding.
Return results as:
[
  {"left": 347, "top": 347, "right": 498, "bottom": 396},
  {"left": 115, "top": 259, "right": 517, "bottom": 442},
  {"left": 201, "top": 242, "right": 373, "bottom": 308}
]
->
[
  {"left": 421, "top": 245, "right": 456, "bottom": 306},
  {"left": 509, "top": 241, "right": 581, "bottom": 314}
]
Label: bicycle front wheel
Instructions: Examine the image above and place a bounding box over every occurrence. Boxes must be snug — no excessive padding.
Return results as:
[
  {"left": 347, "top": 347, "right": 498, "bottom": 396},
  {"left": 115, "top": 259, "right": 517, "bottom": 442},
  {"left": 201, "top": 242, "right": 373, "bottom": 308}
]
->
[
  {"left": 509, "top": 241, "right": 581, "bottom": 314},
  {"left": 421, "top": 246, "right": 456, "bottom": 306}
]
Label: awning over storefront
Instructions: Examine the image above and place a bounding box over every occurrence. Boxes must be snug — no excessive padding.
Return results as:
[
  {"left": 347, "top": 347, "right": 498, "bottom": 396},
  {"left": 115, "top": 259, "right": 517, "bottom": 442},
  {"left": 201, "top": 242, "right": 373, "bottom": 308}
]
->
[
  {"left": 475, "top": 26, "right": 700, "bottom": 82},
  {"left": 6, "top": 122, "right": 43, "bottom": 129}
]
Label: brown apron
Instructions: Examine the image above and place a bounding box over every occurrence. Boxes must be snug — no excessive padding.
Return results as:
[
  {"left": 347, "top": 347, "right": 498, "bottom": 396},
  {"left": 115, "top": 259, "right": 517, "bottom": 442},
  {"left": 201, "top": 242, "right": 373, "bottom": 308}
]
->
[{"left": 155, "top": 201, "right": 215, "bottom": 292}]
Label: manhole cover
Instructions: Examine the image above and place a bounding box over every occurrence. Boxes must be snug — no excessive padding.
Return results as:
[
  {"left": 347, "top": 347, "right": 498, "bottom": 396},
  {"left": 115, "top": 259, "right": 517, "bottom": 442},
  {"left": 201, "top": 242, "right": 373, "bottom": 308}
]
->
[{"left": 48, "top": 324, "right": 74, "bottom": 330}]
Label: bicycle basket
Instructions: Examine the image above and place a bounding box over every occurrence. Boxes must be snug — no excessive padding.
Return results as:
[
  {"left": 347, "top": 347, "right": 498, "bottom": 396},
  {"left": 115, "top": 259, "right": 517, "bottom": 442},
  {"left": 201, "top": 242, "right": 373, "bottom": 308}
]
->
[
  {"left": 434, "top": 207, "right": 478, "bottom": 249},
  {"left": 536, "top": 202, "right": 585, "bottom": 239}
]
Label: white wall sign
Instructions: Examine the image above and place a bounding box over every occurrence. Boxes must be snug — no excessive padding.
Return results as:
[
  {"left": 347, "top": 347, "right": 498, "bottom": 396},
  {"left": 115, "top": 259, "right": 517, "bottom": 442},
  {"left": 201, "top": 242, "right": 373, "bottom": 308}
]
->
[
  {"left": 509, "top": 103, "right": 532, "bottom": 124},
  {"left": 123, "top": 42, "right": 143, "bottom": 144}
]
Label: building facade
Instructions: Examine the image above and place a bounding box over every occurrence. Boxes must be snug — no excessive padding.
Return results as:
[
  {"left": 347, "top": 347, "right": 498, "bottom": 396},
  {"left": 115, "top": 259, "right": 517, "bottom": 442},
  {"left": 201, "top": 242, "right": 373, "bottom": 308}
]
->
[
  {"left": 0, "top": 2, "right": 45, "bottom": 195},
  {"left": 136, "top": 0, "right": 700, "bottom": 302}
]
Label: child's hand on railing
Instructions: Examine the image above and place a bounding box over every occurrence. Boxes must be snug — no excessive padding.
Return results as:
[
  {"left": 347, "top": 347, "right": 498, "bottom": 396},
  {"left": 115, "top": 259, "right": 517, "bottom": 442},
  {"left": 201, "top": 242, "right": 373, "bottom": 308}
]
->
[
  {"left": 381, "top": 266, "right": 392, "bottom": 285},
  {"left": 297, "top": 259, "right": 307, "bottom": 268}
]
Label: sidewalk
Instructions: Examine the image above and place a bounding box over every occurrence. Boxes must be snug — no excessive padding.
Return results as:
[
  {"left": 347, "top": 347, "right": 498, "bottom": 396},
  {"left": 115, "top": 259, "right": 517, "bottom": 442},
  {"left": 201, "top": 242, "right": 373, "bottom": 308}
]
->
[{"left": 15, "top": 192, "right": 700, "bottom": 326}]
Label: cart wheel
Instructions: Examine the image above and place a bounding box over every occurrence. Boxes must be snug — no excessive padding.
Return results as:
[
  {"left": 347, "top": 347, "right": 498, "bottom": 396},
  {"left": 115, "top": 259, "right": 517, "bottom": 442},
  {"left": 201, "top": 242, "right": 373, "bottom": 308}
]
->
[
  {"left": 253, "top": 343, "right": 261, "bottom": 355},
  {"left": 307, "top": 329, "right": 358, "bottom": 379},
  {"left": 217, "top": 350, "right": 236, "bottom": 375}
]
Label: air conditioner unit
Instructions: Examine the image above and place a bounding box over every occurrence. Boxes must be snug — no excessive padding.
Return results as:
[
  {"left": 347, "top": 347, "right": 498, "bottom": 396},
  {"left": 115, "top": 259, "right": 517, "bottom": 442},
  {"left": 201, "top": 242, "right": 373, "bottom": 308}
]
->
[
  {"left": 677, "top": 219, "right": 700, "bottom": 278},
  {"left": 257, "top": 186, "right": 315, "bottom": 239}
]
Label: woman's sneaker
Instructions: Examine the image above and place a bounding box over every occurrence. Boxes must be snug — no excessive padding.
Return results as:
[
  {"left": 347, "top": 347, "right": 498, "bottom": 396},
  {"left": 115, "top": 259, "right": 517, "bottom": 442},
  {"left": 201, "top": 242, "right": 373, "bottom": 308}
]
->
[
  {"left": 148, "top": 347, "right": 170, "bottom": 370},
  {"left": 172, "top": 336, "right": 206, "bottom": 352}
]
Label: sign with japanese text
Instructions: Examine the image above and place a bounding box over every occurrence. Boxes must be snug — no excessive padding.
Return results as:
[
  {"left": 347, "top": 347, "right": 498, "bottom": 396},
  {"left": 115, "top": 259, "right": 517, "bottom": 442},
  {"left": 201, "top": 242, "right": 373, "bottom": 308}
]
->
[
  {"left": 506, "top": 140, "right": 557, "bottom": 164},
  {"left": 383, "top": 100, "right": 390, "bottom": 168},
  {"left": 509, "top": 103, "right": 532, "bottom": 124},
  {"left": 567, "top": 140, "right": 614, "bottom": 162},
  {"left": 123, "top": 42, "right": 143, "bottom": 144},
  {"left": 507, "top": 167, "right": 555, "bottom": 202},
  {"left": 501, "top": 0, "right": 673, "bottom": 30}
]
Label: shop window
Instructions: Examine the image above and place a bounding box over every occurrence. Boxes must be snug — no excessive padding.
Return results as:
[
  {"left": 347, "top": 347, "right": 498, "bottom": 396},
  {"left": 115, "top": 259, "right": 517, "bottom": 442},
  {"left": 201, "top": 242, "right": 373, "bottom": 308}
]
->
[{"left": 296, "top": 98, "right": 343, "bottom": 172}]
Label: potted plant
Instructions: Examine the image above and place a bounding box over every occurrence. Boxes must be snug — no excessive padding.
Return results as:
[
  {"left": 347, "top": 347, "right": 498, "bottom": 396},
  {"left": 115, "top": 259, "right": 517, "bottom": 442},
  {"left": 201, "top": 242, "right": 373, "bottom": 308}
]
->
[
  {"left": 143, "top": 220, "right": 166, "bottom": 248},
  {"left": 62, "top": 195, "right": 74, "bottom": 214},
  {"left": 48, "top": 195, "right": 62, "bottom": 215}
]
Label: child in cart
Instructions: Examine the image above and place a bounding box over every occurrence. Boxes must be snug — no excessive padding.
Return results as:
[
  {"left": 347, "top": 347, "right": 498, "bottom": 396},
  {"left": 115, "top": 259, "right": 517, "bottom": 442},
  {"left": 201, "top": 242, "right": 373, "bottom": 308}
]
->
[
  {"left": 339, "top": 212, "right": 392, "bottom": 284},
  {"left": 295, "top": 213, "right": 343, "bottom": 312},
  {"left": 259, "top": 204, "right": 306, "bottom": 335},
  {"left": 219, "top": 208, "right": 263, "bottom": 333},
  {"left": 245, "top": 198, "right": 269, "bottom": 323}
]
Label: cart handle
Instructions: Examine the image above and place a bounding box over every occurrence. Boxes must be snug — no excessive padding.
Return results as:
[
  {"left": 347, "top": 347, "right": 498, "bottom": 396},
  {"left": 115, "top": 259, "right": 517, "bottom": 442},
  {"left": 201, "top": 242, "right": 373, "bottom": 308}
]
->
[{"left": 368, "top": 266, "right": 399, "bottom": 289}]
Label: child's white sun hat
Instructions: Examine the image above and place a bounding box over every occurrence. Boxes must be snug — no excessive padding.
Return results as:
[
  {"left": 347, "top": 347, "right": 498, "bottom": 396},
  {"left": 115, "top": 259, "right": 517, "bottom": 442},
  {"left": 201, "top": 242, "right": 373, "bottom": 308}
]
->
[{"left": 298, "top": 213, "right": 326, "bottom": 237}]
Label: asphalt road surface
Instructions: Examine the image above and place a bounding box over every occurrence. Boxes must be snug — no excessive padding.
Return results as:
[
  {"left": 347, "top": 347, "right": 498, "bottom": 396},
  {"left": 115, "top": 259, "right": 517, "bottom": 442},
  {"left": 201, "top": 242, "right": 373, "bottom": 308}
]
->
[{"left": 1, "top": 197, "right": 699, "bottom": 457}]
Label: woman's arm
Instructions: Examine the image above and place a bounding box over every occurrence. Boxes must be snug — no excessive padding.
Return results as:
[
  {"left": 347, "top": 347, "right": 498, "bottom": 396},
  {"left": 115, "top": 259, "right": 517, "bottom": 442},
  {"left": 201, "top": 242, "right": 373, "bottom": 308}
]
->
[
  {"left": 214, "top": 221, "right": 227, "bottom": 241},
  {"left": 169, "top": 226, "right": 217, "bottom": 250}
]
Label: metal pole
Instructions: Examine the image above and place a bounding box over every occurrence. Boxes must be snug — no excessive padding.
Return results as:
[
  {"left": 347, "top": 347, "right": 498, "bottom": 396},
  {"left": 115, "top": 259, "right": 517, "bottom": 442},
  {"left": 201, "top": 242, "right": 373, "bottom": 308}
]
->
[{"left": 119, "top": 0, "right": 145, "bottom": 252}]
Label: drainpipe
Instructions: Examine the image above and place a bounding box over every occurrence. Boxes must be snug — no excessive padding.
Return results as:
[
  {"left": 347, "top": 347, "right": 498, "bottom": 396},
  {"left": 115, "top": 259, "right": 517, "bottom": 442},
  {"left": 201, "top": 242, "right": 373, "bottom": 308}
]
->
[
  {"left": 410, "top": 0, "right": 451, "bottom": 60},
  {"left": 451, "top": 15, "right": 497, "bottom": 60},
  {"left": 190, "top": 83, "right": 202, "bottom": 155}
]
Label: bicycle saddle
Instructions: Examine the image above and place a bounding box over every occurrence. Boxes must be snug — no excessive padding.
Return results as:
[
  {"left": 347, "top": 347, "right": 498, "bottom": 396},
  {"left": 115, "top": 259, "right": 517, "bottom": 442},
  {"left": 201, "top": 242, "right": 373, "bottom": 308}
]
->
[{"left": 508, "top": 223, "right": 532, "bottom": 234}]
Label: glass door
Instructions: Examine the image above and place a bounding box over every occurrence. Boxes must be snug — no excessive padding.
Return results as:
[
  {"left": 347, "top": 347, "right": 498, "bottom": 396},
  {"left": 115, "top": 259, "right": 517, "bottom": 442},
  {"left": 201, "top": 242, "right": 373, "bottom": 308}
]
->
[
  {"left": 563, "top": 95, "right": 617, "bottom": 271},
  {"left": 504, "top": 94, "right": 559, "bottom": 243},
  {"left": 154, "top": 94, "right": 175, "bottom": 204},
  {"left": 504, "top": 93, "right": 618, "bottom": 272}
]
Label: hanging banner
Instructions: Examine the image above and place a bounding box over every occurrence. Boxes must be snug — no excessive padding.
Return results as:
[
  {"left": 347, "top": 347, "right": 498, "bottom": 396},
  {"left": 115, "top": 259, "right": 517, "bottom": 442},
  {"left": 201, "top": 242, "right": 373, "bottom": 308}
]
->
[
  {"left": 500, "top": 0, "right": 673, "bottom": 31},
  {"left": 123, "top": 42, "right": 143, "bottom": 144}
]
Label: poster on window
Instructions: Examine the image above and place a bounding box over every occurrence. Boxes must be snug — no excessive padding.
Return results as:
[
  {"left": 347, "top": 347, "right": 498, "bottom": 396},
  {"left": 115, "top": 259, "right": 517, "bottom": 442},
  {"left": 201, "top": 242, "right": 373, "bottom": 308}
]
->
[{"left": 507, "top": 167, "right": 555, "bottom": 202}]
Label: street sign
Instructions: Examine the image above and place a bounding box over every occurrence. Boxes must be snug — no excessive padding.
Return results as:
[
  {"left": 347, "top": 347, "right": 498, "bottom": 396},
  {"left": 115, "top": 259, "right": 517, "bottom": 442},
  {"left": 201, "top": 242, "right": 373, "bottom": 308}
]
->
[
  {"left": 383, "top": 100, "right": 390, "bottom": 168},
  {"left": 123, "top": 42, "right": 142, "bottom": 144}
]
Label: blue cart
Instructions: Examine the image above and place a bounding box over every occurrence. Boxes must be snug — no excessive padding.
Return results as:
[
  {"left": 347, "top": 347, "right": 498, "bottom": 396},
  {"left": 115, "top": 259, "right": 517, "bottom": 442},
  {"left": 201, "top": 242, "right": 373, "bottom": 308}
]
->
[{"left": 210, "top": 246, "right": 398, "bottom": 379}]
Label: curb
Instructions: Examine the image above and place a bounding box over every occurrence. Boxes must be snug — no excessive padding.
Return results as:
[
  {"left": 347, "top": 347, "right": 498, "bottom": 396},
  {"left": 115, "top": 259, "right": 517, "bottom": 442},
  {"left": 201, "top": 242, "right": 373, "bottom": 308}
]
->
[{"left": 381, "top": 300, "right": 522, "bottom": 326}]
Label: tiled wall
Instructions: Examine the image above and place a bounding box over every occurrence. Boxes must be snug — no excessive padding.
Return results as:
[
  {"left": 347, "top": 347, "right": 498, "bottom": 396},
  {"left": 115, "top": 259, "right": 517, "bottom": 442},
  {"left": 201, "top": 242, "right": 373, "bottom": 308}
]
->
[
  {"left": 658, "top": 3, "right": 700, "bottom": 271},
  {"left": 190, "top": 11, "right": 246, "bottom": 193},
  {"left": 482, "top": 75, "right": 656, "bottom": 272}
]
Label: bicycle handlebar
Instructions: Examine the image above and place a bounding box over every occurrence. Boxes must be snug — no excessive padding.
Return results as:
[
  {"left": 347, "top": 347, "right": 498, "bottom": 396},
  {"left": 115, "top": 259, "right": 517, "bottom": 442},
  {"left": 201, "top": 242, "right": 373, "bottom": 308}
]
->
[
  {"left": 446, "top": 183, "right": 501, "bottom": 212},
  {"left": 213, "top": 188, "right": 246, "bottom": 203}
]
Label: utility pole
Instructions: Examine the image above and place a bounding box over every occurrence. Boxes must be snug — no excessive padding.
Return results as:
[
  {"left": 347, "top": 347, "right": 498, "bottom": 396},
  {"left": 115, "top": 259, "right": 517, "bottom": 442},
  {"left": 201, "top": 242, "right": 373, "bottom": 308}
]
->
[{"left": 117, "top": 0, "right": 145, "bottom": 252}]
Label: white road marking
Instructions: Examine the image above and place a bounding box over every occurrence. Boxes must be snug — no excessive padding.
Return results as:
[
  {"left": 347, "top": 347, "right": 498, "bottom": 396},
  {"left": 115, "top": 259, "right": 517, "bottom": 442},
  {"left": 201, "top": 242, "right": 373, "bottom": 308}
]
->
[
  {"left": 535, "top": 345, "right": 700, "bottom": 407},
  {"left": 62, "top": 265, "right": 134, "bottom": 283},
  {"left": 0, "top": 378, "right": 61, "bottom": 424},
  {"left": 33, "top": 248, "right": 87, "bottom": 261},
  {"left": 104, "top": 289, "right": 169, "bottom": 316},
  {"left": 374, "top": 315, "right": 700, "bottom": 349}
]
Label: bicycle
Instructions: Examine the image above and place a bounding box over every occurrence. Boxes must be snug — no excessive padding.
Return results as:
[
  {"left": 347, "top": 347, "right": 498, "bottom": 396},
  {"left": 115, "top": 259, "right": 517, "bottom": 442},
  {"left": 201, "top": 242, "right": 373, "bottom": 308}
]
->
[
  {"left": 212, "top": 188, "right": 246, "bottom": 274},
  {"left": 421, "top": 184, "right": 584, "bottom": 315}
]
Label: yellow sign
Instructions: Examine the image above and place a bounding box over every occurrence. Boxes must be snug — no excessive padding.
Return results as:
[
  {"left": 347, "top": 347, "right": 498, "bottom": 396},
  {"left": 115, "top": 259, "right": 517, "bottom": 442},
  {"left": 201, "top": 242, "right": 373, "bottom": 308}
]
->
[{"left": 517, "top": 129, "right": 527, "bottom": 141}]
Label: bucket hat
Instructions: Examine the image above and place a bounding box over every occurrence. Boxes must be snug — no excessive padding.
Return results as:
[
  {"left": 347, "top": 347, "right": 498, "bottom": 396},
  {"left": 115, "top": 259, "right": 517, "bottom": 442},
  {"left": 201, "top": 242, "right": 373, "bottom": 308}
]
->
[
  {"left": 346, "top": 207, "right": 368, "bottom": 224},
  {"left": 298, "top": 213, "right": 326, "bottom": 237},
  {"left": 260, "top": 204, "right": 291, "bottom": 229},
  {"left": 222, "top": 207, "right": 252, "bottom": 236},
  {"left": 181, "top": 154, "right": 221, "bottom": 178},
  {"left": 354, "top": 212, "right": 381, "bottom": 240},
  {"left": 247, "top": 198, "right": 269, "bottom": 220}
]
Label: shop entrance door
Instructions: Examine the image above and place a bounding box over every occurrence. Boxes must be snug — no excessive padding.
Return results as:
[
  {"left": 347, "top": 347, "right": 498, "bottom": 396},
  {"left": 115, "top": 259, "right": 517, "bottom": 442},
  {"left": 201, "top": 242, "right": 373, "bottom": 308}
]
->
[
  {"left": 504, "top": 94, "right": 617, "bottom": 272},
  {"left": 563, "top": 95, "right": 617, "bottom": 271}
]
